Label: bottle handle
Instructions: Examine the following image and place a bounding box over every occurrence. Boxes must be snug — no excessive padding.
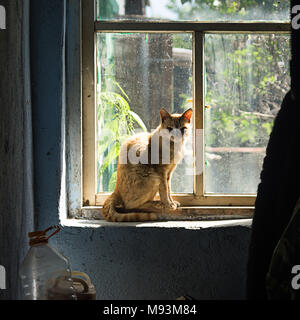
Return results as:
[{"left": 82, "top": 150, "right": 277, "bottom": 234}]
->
[
  {"left": 71, "top": 271, "right": 92, "bottom": 287},
  {"left": 72, "top": 277, "right": 90, "bottom": 293},
  {"left": 44, "top": 225, "right": 61, "bottom": 240},
  {"left": 28, "top": 225, "right": 61, "bottom": 245}
]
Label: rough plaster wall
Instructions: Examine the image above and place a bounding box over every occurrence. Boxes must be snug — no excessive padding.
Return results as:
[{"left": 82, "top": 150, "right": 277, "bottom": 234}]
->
[
  {"left": 30, "top": 0, "right": 252, "bottom": 300},
  {"left": 0, "top": 0, "right": 33, "bottom": 300},
  {"left": 48, "top": 226, "right": 251, "bottom": 300}
]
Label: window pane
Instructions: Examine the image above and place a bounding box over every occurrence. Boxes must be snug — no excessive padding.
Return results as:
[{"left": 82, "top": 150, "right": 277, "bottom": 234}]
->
[
  {"left": 96, "top": 0, "right": 289, "bottom": 22},
  {"left": 204, "top": 33, "right": 290, "bottom": 194},
  {"left": 96, "top": 32, "right": 193, "bottom": 193}
]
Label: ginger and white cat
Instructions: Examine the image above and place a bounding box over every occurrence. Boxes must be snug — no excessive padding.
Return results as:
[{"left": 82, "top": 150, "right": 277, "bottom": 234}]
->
[{"left": 103, "top": 108, "right": 193, "bottom": 222}]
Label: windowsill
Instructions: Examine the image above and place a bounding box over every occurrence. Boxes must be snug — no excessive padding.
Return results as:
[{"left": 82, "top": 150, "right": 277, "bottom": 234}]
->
[
  {"left": 60, "top": 217, "right": 252, "bottom": 229},
  {"left": 60, "top": 206, "right": 253, "bottom": 229}
]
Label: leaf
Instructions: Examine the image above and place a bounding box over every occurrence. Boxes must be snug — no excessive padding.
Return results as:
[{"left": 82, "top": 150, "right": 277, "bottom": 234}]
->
[
  {"left": 262, "top": 122, "right": 273, "bottom": 135},
  {"left": 129, "top": 110, "right": 147, "bottom": 132},
  {"left": 113, "top": 81, "right": 130, "bottom": 101},
  {"left": 97, "top": 138, "right": 116, "bottom": 158},
  {"left": 99, "top": 145, "right": 119, "bottom": 175},
  {"left": 181, "top": 0, "right": 191, "bottom": 4},
  {"left": 116, "top": 94, "right": 131, "bottom": 113},
  {"left": 108, "top": 171, "right": 117, "bottom": 192}
]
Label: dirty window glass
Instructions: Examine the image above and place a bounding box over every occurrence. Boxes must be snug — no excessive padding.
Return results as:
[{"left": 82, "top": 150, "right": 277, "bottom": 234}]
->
[
  {"left": 96, "top": 32, "right": 193, "bottom": 193},
  {"left": 204, "top": 33, "right": 290, "bottom": 194},
  {"left": 96, "top": 0, "right": 289, "bottom": 22}
]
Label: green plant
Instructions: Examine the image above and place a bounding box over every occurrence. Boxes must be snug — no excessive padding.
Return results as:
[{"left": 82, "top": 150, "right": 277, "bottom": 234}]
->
[
  {"left": 97, "top": 80, "right": 147, "bottom": 192},
  {"left": 166, "top": 0, "right": 289, "bottom": 149},
  {"left": 203, "top": 33, "right": 289, "bottom": 148},
  {"left": 167, "top": 0, "right": 289, "bottom": 21}
]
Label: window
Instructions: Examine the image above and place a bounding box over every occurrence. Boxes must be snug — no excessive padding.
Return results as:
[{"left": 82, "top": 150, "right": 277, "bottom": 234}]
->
[{"left": 81, "top": 0, "right": 290, "bottom": 220}]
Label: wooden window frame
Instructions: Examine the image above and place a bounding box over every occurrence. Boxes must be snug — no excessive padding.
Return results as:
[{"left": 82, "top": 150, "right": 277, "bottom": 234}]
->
[{"left": 81, "top": 0, "right": 290, "bottom": 219}]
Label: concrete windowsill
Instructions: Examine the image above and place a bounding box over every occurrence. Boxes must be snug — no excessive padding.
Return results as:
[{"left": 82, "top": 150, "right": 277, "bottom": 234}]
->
[{"left": 60, "top": 217, "right": 252, "bottom": 230}]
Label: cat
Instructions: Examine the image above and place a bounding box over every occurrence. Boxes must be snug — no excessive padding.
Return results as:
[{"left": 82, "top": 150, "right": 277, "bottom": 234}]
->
[{"left": 102, "top": 108, "right": 193, "bottom": 222}]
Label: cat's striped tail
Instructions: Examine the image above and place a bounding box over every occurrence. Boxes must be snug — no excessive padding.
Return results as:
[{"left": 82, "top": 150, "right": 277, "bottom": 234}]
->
[{"left": 103, "top": 192, "right": 158, "bottom": 222}]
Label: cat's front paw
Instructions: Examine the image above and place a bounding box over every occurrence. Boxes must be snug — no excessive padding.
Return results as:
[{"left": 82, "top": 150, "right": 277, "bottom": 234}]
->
[
  {"left": 165, "top": 200, "right": 181, "bottom": 210},
  {"left": 172, "top": 200, "right": 181, "bottom": 208},
  {"left": 163, "top": 201, "right": 177, "bottom": 210}
]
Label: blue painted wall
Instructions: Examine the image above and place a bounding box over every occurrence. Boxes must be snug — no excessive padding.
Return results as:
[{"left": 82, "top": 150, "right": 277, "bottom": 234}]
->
[{"left": 30, "top": 0, "right": 251, "bottom": 300}]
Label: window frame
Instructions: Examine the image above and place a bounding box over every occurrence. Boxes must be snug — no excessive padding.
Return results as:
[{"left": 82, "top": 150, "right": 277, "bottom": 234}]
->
[{"left": 81, "top": 0, "right": 290, "bottom": 219}]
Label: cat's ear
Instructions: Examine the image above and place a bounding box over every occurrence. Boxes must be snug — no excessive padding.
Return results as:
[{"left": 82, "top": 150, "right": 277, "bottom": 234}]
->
[
  {"left": 160, "top": 108, "right": 171, "bottom": 122},
  {"left": 182, "top": 108, "right": 193, "bottom": 122}
]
